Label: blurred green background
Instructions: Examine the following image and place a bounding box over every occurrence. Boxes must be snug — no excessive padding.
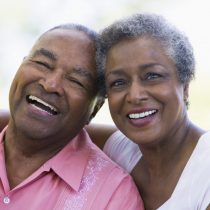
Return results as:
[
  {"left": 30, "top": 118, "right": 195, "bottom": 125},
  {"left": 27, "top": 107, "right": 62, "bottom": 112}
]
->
[{"left": 0, "top": 0, "right": 209, "bottom": 129}]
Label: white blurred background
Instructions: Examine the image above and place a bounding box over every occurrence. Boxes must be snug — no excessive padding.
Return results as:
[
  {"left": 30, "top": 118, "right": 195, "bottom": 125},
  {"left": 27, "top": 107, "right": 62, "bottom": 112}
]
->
[{"left": 0, "top": 0, "right": 210, "bottom": 129}]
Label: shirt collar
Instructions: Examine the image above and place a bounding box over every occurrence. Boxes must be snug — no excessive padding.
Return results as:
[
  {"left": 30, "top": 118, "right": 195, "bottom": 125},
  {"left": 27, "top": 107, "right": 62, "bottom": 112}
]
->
[
  {"left": 43, "top": 128, "right": 91, "bottom": 191},
  {"left": 0, "top": 126, "right": 7, "bottom": 144}
]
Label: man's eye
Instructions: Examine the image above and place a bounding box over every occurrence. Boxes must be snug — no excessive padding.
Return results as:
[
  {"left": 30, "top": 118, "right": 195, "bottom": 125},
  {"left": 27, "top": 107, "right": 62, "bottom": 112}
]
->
[
  {"left": 34, "top": 61, "right": 51, "bottom": 69},
  {"left": 66, "top": 76, "right": 86, "bottom": 89},
  {"left": 71, "top": 79, "right": 84, "bottom": 87}
]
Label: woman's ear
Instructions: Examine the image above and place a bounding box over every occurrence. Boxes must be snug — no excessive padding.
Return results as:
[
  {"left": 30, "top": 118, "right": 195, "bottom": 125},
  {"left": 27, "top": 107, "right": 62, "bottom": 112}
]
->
[{"left": 184, "top": 84, "right": 189, "bottom": 108}]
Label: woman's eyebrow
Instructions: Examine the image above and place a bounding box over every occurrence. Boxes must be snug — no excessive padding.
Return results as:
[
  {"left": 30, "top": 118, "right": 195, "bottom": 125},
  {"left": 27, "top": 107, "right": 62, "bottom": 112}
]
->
[
  {"left": 139, "top": 63, "right": 163, "bottom": 69},
  {"left": 105, "top": 63, "right": 165, "bottom": 77},
  {"left": 105, "top": 69, "right": 126, "bottom": 78}
]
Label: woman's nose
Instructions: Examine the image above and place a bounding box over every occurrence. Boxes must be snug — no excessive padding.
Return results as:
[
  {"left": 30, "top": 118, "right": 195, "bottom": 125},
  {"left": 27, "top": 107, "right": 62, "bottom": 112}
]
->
[{"left": 126, "top": 81, "right": 148, "bottom": 104}]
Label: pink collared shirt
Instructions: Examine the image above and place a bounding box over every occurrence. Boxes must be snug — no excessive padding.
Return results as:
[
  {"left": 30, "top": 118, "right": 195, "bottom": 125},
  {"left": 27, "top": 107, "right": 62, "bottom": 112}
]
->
[{"left": 0, "top": 127, "right": 144, "bottom": 210}]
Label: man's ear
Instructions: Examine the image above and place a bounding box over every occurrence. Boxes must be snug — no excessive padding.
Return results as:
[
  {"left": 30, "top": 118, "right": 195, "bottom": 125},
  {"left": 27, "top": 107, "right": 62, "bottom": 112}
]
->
[{"left": 86, "top": 97, "right": 105, "bottom": 125}]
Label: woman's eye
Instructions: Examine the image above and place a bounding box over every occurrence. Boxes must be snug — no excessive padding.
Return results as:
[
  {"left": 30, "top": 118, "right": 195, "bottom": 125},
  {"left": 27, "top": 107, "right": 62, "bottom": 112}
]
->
[
  {"left": 108, "top": 79, "right": 127, "bottom": 89},
  {"left": 145, "top": 72, "right": 161, "bottom": 80}
]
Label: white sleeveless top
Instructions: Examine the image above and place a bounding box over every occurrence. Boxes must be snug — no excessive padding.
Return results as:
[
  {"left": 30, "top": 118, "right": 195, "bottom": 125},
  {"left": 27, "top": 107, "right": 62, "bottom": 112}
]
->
[
  {"left": 103, "top": 131, "right": 141, "bottom": 173},
  {"left": 103, "top": 131, "right": 210, "bottom": 210}
]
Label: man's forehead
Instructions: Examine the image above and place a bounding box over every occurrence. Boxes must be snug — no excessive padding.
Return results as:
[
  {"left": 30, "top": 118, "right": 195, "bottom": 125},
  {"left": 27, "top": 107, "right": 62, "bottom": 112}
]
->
[{"left": 29, "top": 29, "right": 96, "bottom": 76}]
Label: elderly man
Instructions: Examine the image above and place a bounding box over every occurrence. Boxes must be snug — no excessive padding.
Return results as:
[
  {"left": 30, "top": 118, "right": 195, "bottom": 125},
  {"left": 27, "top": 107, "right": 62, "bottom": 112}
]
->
[{"left": 0, "top": 24, "right": 143, "bottom": 209}]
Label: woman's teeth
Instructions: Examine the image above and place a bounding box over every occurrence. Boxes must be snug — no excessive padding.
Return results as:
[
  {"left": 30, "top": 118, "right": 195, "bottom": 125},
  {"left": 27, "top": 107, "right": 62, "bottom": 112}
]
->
[{"left": 128, "top": 110, "right": 157, "bottom": 119}]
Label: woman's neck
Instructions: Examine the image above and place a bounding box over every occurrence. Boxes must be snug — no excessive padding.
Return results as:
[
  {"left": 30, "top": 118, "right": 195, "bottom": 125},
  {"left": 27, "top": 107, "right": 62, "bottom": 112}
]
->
[{"left": 131, "top": 120, "right": 204, "bottom": 210}]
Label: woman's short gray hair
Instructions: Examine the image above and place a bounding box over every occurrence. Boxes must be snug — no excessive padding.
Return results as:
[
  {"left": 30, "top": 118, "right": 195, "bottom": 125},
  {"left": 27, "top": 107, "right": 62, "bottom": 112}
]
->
[{"left": 96, "top": 13, "right": 195, "bottom": 85}]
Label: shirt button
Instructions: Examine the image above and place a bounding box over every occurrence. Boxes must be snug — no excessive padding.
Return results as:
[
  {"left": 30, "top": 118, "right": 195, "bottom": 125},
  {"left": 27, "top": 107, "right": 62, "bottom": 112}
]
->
[{"left": 3, "top": 196, "right": 10, "bottom": 204}]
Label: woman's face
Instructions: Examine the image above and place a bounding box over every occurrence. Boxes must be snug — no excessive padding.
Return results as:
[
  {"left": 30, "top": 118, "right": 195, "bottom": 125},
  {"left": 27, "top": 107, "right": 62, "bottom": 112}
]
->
[{"left": 105, "top": 36, "right": 188, "bottom": 146}]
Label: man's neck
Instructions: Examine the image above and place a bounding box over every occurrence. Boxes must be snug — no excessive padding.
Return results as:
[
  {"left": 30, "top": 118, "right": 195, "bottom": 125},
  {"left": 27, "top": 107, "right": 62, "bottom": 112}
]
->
[{"left": 3, "top": 126, "right": 68, "bottom": 189}]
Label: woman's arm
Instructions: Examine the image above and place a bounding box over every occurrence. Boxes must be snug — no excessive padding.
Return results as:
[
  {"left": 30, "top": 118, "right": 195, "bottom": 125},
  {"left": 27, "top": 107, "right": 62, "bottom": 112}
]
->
[
  {"left": 0, "top": 109, "right": 10, "bottom": 131},
  {"left": 85, "top": 123, "right": 117, "bottom": 149}
]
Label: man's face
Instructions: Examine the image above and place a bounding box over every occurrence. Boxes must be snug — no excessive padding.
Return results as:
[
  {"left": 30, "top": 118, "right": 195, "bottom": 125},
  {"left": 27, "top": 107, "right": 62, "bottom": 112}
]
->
[{"left": 9, "top": 29, "right": 98, "bottom": 142}]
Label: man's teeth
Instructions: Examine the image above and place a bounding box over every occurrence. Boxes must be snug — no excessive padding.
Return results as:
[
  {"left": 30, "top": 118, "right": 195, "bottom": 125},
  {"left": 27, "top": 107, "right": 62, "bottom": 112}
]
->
[
  {"left": 28, "top": 95, "right": 57, "bottom": 113},
  {"left": 129, "top": 110, "right": 156, "bottom": 119}
]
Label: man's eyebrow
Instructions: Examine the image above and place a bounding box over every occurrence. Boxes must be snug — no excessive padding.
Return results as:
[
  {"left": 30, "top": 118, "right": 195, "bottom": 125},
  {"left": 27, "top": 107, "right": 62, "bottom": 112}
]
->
[{"left": 32, "top": 48, "right": 57, "bottom": 61}]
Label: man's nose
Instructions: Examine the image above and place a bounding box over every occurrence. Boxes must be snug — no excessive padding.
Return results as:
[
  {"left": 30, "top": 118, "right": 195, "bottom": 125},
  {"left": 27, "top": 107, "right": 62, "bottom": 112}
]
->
[
  {"left": 126, "top": 81, "right": 148, "bottom": 104},
  {"left": 39, "top": 72, "right": 64, "bottom": 96}
]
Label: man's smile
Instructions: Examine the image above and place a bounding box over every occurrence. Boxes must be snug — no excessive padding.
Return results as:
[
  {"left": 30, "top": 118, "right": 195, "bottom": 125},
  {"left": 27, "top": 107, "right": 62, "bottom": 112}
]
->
[{"left": 26, "top": 95, "right": 58, "bottom": 115}]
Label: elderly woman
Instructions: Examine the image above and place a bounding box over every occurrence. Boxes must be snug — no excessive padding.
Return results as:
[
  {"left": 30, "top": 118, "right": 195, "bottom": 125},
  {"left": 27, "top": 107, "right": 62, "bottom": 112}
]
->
[{"left": 93, "top": 13, "right": 210, "bottom": 210}]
